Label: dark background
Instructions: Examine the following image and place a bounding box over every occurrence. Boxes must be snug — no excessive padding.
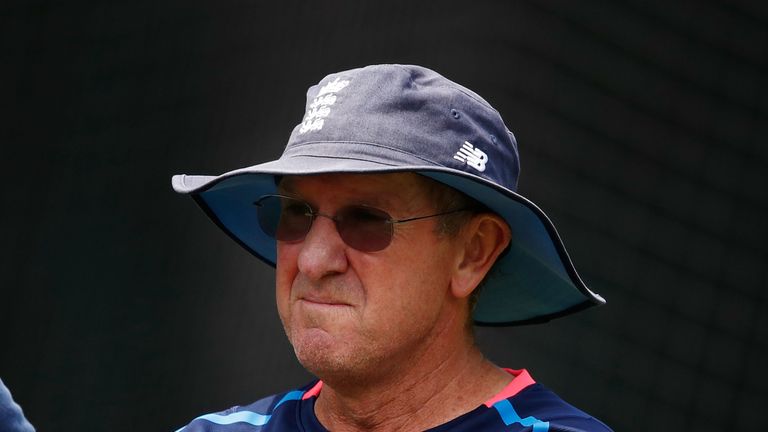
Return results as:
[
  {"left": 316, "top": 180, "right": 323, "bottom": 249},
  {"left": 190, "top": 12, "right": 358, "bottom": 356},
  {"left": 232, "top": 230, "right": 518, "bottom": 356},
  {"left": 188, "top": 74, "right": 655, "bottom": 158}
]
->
[{"left": 2, "top": 1, "right": 766, "bottom": 431}]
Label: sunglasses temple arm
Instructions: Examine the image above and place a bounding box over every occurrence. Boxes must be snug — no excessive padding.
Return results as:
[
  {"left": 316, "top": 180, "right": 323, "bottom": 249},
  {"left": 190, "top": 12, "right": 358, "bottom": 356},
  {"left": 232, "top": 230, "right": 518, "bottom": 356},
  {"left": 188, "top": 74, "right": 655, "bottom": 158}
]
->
[{"left": 390, "top": 208, "right": 470, "bottom": 224}]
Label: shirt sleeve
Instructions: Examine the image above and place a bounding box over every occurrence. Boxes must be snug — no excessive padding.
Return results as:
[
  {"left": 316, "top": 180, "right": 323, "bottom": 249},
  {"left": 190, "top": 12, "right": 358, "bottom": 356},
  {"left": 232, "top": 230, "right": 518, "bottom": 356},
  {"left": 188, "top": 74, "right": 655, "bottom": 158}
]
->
[{"left": 0, "top": 378, "right": 36, "bottom": 432}]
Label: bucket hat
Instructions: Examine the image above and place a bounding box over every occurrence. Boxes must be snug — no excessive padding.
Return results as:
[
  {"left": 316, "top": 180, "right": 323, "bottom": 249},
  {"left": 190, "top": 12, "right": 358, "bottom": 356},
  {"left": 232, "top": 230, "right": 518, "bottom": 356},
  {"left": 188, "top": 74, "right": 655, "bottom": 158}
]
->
[{"left": 172, "top": 64, "right": 605, "bottom": 325}]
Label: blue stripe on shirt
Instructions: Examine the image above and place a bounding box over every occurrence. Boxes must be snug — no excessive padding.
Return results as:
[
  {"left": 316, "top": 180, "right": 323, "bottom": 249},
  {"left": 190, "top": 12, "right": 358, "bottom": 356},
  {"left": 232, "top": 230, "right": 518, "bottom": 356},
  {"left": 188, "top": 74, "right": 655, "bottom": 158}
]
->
[
  {"left": 493, "top": 399, "right": 550, "bottom": 431},
  {"left": 176, "top": 389, "right": 306, "bottom": 431}
]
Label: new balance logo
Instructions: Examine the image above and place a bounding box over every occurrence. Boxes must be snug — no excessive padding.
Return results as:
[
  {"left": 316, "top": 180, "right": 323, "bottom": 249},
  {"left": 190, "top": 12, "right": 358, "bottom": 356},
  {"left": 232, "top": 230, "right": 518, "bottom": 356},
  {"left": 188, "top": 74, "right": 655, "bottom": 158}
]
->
[
  {"left": 453, "top": 141, "right": 488, "bottom": 172},
  {"left": 299, "top": 77, "right": 350, "bottom": 134}
]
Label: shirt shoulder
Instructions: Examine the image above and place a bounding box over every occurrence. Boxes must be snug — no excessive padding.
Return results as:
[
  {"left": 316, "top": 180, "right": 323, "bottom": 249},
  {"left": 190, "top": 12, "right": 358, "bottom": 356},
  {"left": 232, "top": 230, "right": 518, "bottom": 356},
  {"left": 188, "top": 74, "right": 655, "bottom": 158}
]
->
[
  {"left": 434, "top": 384, "right": 612, "bottom": 432},
  {"left": 174, "top": 381, "right": 322, "bottom": 432},
  {"left": 431, "top": 369, "right": 612, "bottom": 432},
  {"left": 498, "top": 383, "right": 613, "bottom": 432}
]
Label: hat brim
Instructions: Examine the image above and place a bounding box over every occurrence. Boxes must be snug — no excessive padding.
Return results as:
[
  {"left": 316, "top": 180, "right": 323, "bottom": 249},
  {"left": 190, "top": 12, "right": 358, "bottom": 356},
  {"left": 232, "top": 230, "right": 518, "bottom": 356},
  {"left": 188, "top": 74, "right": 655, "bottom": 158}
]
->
[{"left": 172, "top": 155, "right": 605, "bottom": 326}]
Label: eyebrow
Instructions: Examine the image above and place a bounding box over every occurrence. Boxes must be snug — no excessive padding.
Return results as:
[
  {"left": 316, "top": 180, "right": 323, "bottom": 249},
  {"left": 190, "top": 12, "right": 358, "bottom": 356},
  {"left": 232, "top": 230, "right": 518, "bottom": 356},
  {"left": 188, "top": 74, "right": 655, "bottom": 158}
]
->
[
  {"left": 275, "top": 174, "right": 431, "bottom": 215},
  {"left": 275, "top": 177, "right": 294, "bottom": 193},
  {"left": 276, "top": 179, "right": 405, "bottom": 211}
]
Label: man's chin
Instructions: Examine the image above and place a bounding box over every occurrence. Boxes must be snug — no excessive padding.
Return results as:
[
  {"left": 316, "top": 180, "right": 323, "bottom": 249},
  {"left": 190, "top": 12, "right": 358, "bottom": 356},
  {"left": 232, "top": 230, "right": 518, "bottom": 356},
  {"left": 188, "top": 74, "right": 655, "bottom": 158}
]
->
[{"left": 290, "top": 328, "right": 368, "bottom": 380}]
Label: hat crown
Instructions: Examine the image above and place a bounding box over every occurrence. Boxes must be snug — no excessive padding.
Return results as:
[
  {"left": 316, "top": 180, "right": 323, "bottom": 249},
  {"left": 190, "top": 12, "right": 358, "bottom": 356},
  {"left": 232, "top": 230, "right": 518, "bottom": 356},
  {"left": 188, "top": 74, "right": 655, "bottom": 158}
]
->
[{"left": 285, "top": 64, "right": 520, "bottom": 192}]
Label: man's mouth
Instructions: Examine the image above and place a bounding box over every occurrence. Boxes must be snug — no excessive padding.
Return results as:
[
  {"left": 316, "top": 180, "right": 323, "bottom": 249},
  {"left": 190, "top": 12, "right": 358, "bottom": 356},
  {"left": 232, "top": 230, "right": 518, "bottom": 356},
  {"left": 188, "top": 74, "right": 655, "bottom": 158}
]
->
[{"left": 298, "top": 295, "right": 351, "bottom": 307}]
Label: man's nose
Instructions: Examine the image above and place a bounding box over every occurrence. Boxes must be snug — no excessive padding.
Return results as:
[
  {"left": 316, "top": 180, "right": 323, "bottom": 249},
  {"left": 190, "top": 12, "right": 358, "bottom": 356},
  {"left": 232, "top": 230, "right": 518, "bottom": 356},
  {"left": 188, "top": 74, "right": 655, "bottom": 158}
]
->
[{"left": 296, "top": 215, "right": 349, "bottom": 281}]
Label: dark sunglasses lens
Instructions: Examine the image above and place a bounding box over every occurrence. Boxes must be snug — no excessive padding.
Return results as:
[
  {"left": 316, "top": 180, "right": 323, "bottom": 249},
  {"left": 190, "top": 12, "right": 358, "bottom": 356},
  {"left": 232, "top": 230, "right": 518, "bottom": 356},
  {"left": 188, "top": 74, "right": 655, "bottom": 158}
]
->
[
  {"left": 336, "top": 206, "right": 393, "bottom": 252},
  {"left": 256, "top": 196, "right": 312, "bottom": 242}
]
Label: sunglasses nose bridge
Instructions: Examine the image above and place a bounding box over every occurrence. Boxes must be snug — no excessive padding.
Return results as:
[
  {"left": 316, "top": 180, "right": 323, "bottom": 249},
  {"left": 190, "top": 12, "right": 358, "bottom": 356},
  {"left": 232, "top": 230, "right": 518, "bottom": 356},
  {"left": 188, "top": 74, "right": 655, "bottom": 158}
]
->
[
  {"left": 307, "top": 210, "right": 370, "bottom": 251},
  {"left": 308, "top": 210, "right": 336, "bottom": 231},
  {"left": 303, "top": 210, "right": 344, "bottom": 240},
  {"left": 311, "top": 210, "right": 335, "bottom": 221}
]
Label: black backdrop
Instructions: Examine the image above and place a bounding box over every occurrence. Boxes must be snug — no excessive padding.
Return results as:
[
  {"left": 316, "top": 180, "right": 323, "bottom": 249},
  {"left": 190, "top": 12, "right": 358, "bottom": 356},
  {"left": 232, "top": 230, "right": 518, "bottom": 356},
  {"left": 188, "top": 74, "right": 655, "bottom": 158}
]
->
[{"left": 2, "top": 1, "right": 766, "bottom": 431}]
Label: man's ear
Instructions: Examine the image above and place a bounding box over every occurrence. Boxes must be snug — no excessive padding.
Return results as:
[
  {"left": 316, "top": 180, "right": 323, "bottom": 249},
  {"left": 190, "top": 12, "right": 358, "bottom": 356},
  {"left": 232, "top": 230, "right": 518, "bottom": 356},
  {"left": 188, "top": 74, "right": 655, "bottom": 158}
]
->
[{"left": 450, "top": 214, "right": 511, "bottom": 299}]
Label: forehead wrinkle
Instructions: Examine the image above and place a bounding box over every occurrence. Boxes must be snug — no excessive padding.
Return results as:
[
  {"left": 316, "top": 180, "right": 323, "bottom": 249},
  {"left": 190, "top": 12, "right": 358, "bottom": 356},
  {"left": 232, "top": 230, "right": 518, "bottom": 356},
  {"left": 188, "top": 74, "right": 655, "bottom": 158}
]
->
[{"left": 277, "top": 173, "right": 431, "bottom": 214}]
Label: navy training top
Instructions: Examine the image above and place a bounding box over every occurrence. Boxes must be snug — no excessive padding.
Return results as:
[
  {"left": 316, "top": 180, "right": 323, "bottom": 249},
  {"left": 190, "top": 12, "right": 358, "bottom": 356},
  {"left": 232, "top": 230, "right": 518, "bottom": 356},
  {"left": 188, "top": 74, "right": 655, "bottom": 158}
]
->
[{"left": 176, "top": 369, "right": 612, "bottom": 432}]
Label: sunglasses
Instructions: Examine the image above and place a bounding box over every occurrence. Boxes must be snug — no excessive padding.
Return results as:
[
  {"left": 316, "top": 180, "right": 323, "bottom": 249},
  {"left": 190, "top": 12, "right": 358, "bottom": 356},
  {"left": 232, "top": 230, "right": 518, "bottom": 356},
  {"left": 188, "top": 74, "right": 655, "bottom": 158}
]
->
[{"left": 253, "top": 194, "right": 470, "bottom": 252}]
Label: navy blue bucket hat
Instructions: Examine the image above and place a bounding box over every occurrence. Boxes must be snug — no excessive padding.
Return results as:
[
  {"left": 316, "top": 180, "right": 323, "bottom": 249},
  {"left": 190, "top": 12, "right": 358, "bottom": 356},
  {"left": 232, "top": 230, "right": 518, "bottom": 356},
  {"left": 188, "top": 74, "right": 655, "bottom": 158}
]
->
[{"left": 172, "top": 64, "right": 605, "bottom": 326}]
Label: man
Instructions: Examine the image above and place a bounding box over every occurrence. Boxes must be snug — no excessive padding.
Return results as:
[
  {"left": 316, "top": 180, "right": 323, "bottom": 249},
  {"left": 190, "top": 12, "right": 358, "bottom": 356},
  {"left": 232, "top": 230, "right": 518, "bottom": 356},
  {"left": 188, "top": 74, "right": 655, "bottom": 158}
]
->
[{"left": 173, "top": 64, "right": 611, "bottom": 431}]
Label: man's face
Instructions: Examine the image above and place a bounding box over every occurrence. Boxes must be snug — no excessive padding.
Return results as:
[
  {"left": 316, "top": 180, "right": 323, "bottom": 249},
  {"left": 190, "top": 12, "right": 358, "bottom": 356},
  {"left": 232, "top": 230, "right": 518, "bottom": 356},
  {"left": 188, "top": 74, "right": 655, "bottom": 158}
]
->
[{"left": 275, "top": 173, "right": 465, "bottom": 383}]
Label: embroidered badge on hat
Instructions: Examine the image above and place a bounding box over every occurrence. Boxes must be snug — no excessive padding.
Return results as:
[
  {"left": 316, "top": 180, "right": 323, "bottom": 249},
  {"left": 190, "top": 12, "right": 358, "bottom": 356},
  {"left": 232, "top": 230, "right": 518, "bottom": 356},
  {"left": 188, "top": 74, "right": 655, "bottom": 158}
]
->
[{"left": 299, "top": 77, "right": 350, "bottom": 134}]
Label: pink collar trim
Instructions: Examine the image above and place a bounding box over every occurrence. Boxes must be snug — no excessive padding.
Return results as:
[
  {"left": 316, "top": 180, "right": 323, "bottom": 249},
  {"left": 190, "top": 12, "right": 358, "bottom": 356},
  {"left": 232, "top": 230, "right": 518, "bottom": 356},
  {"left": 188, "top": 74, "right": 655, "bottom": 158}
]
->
[
  {"left": 300, "top": 368, "right": 536, "bottom": 406},
  {"left": 302, "top": 380, "right": 323, "bottom": 400},
  {"left": 482, "top": 368, "right": 536, "bottom": 407}
]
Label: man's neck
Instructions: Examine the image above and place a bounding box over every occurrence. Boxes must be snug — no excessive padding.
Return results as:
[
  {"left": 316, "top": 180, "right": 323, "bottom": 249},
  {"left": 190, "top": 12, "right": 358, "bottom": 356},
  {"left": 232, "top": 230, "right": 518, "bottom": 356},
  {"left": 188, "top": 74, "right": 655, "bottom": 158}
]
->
[{"left": 312, "top": 334, "right": 512, "bottom": 432}]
